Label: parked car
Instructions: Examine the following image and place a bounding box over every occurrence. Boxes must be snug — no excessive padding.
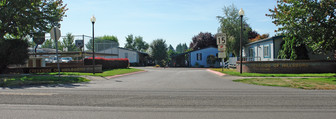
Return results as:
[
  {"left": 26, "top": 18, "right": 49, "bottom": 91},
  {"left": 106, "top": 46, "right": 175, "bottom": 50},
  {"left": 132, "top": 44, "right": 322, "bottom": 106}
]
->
[
  {"left": 49, "top": 56, "right": 62, "bottom": 63},
  {"left": 61, "top": 57, "right": 73, "bottom": 63}
]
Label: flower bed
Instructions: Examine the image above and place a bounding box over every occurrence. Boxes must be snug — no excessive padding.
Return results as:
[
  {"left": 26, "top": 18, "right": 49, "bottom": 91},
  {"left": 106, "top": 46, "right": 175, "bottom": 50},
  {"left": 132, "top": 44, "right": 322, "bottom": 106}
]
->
[{"left": 84, "top": 57, "right": 129, "bottom": 70}]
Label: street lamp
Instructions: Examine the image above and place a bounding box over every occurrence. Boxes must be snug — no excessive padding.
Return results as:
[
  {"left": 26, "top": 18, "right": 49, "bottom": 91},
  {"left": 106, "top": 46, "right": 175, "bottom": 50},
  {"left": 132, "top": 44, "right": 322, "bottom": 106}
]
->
[
  {"left": 239, "top": 8, "right": 244, "bottom": 74},
  {"left": 91, "top": 15, "right": 96, "bottom": 74}
]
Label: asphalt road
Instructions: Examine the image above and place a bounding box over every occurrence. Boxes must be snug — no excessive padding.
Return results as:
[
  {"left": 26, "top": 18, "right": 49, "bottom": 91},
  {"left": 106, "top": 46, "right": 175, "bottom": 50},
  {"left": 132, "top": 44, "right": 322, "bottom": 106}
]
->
[{"left": 0, "top": 67, "right": 336, "bottom": 119}]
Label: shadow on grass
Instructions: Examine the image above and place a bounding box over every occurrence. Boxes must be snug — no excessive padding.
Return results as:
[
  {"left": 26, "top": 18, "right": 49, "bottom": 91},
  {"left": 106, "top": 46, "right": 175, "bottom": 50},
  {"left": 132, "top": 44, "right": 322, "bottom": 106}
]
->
[{"left": 0, "top": 75, "right": 90, "bottom": 89}]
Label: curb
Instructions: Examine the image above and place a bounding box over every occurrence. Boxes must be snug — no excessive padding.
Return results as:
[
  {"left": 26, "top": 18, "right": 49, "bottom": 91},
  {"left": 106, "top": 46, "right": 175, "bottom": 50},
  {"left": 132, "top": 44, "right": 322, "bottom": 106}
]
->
[
  {"left": 206, "top": 69, "right": 226, "bottom": 76},
  {"left": 106, "top": 71, "right": 147, "bottom": 79}
]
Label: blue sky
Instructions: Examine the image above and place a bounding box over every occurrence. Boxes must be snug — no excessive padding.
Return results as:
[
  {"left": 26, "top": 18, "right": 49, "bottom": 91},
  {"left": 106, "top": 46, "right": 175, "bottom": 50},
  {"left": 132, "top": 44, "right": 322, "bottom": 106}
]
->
[{"left": 60, "top": 0, "right": 278, "bottom": 48}]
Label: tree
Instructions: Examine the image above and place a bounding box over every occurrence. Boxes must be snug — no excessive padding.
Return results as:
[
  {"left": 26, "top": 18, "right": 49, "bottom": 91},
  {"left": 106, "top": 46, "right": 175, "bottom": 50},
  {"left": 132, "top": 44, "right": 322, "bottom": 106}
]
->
[
  {"left": 150, "top": 39, "right": 168, "bottom": 66},
  {"left": 41, "top": 39, "right": 53, "bottom": 49},
  {"left": 189, "top": 32, "right": 217, "bottom": 51},
  {"left": 168, "top": 44, "right": 175, "bottom": 52},
  {"left": 176, "top": 44, "right": 183, "bottom": 53},
  {"left": 217, "top": 4, "right": 252, "bottom": 56},
  {"left": 124, "top": 34, "right": 149, "bottom": 52},
  {"left": 134, "top": 36, "right": 149, "bottom": 52},
  {"left": 0, "top": 0, "right": 67, "bottom": 39},
  {"left": 86, "top": 35, "right": 119, "bottom": 51},
  {"left": 267, "top": 0, "right": 336, "bottom": 59},
  {"left": 61, "top": 33, "right": 78, "bottom": 51},
  {"left": 0, "top": 39, "right": 29, "bottom": 73},
  {"left": 125, "top": 34, "right": 136, "bottom": 50}
]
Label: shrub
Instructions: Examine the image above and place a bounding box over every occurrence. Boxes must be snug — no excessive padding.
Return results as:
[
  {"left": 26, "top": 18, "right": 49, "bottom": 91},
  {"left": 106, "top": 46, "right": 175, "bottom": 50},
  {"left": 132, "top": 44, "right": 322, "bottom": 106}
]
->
[
  {"left": 84, "top": 57, "right": 129, "bottom": 70},
  {"left": 0, "top": 39, "right": 29, "bottom": 73}
]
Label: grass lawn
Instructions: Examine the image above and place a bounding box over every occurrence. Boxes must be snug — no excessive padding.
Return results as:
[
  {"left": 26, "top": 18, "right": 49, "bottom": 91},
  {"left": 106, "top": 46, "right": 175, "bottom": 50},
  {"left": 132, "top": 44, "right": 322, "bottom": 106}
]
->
[
  {"left": 234, "top": 77, "right": 336, "bottom": 90},
  {"left": 38, "top": 68, "right": 144, "bottom": 77},
  {"left": 0, "top": 76, "right": 89, "bottom": 87},
  {"left": 211, "top": 68, "right": 336, "bottom": 77}
]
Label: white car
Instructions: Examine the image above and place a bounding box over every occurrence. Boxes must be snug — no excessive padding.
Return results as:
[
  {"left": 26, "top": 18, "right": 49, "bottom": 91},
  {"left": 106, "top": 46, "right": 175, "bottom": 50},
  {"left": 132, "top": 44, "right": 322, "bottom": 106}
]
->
[{"left": 61, "top": 57, "right": 73, "bottom": 63}]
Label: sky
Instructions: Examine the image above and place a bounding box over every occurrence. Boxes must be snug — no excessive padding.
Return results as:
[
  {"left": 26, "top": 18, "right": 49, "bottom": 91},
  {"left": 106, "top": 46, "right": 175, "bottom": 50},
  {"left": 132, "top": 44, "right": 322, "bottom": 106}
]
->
[{"left": 59, "top": 0, "right": 278, "bottom": 49}]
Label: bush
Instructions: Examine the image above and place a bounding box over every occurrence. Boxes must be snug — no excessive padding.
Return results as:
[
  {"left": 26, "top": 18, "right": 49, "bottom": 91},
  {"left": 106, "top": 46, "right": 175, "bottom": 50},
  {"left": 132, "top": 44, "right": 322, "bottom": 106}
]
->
[
  {"left": 0, "top": 39, "right": 29, "bottom": 73},
  {"left": 84, "top": 57, "right": 129, "bottom": 70}
]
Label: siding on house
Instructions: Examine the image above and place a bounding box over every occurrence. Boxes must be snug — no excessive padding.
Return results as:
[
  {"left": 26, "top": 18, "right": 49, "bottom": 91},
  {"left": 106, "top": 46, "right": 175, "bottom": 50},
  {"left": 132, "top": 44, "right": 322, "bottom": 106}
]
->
[
  {"left": 98, "top": 47, "right": 139, "bottom": 63},
  {"left": 243, "top": 36, "right": 283, "bottom": 61},
  {"left": 190, "top": 47, "right": 219, "bottom": 67}
]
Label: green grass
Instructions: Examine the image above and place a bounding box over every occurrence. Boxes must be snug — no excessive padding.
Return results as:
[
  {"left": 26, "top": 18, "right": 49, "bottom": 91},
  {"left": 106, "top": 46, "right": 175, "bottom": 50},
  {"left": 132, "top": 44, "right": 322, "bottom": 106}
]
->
[
  {"left": 0, "top": 76, "right": 90, "bottom": 87},
  {"left": 234, "top": 77, "right": 336, "bottom": 90},
  {"left": 38, "top": 68, "right": 144, "bottom": 77},
  {"left": 211, "top": 68, "right": 336, "bottom": 77}
]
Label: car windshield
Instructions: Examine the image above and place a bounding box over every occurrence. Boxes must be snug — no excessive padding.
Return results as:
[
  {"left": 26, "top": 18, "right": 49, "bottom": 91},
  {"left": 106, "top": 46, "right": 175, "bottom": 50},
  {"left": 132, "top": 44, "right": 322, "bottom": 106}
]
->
[{"left": 61, "top": 57, "right": 71, "bottom": 60}]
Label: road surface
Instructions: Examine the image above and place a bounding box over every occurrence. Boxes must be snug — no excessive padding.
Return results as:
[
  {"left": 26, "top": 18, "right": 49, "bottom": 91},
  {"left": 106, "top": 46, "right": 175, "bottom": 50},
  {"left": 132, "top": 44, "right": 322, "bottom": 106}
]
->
[{"left": 0, "top": 67, "right": 335, "bottom": 119}]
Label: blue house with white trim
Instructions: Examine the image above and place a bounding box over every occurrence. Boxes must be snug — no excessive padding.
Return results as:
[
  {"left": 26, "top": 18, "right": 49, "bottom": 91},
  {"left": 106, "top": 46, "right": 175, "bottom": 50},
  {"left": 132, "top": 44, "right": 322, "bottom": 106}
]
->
[
  {"left": 171, "top": 47, "right": 220, "bottom": 68},
  {"left": 243, "top": 36, "right": 283, "bottom": 61}
]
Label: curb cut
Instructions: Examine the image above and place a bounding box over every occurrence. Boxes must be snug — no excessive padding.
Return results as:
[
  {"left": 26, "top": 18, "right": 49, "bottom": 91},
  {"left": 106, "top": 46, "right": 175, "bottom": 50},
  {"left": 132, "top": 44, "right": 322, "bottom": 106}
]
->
[
  {"left": 206, "top": 69, "right": 226, "bottom": 76},
  {"left": 106, "top": 71, "right": 147, "bottom": 79}
]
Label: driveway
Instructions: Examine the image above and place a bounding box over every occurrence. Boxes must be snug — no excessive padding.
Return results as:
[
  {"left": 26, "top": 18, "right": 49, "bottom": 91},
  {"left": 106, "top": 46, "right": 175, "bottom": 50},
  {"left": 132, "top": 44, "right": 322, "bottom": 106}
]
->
[{"left": 0, "top": 67, "right": 335, "bottom": 119}]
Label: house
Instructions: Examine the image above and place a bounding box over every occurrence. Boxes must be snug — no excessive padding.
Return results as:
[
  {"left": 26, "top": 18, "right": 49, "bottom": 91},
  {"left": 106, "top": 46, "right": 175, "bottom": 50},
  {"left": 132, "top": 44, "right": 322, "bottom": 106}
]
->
[
  {"left": 172, "top": 47, "right": 220, "bottom": 68},
  {"left": 243, "top": 36, "right": 283, "bottom": 61},
  {"left": 97, "top": 47, "right": 150, "bottom": 65},
  {"left": 243, "top": 36, "right": 335, "bottom": 61}
]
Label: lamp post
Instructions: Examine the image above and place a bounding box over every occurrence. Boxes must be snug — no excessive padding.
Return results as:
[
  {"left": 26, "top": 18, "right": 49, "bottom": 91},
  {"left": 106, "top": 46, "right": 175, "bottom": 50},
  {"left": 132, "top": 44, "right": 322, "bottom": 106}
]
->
[
  {"left": 91, "top": 16, "right": 96, "bottom": 74},
  {"left": 238, "top": 8, "right": 244, "bottom": 74}
]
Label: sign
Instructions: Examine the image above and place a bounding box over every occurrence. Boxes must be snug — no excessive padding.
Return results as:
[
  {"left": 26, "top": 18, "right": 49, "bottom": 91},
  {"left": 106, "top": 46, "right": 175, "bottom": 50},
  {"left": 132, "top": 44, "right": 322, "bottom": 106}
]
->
[
  {"left": 218, "top": 52, "right": 226, "bottom": 58},
  {"left": 218, "top": 44, "right": 225, "bottom": 52},
  {"left": 50, "top": 27, "right": 61, "bottom": 41},
  {"left": 75, "top": 40, "right": 84, "bottom": 48},
  {"left": 33, "top": 33, "right": 45, "bottom": 45},
  {"left": 216, "top": 33, "right": 226, "bottom": 45}
]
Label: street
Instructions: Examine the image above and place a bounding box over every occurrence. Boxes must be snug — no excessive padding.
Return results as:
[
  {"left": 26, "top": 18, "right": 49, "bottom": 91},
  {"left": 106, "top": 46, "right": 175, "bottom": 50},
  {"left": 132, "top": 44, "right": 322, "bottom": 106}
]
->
[{"left": 1, "top": 67, "right": 336, "bottom": 119}]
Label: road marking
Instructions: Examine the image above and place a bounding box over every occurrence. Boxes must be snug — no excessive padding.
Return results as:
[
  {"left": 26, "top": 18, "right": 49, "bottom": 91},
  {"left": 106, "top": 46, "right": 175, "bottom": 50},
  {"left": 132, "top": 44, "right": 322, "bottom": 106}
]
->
[
  {"left": 0, "top": 92, "right": 57, "bottom": 96},
  {"left": 206, "top": 69, "right": 226, "bottom": 76}
]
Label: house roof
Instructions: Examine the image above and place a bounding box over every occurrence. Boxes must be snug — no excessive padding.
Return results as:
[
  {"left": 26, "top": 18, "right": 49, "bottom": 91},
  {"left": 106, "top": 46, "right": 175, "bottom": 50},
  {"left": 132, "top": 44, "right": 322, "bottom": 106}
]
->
[{"left": 246, "top": 36, "right": 284, "bottom": 46}]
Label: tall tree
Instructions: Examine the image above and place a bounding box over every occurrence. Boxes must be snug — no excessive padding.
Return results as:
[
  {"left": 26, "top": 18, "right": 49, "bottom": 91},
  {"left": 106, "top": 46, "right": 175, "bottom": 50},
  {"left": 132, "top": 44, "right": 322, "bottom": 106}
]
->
[
  {"left": 41, "top": 39, "right": 53, "bottom": 48},
  {"left": 150, "top": 39, "right": 168, "bottom": 66},
  {"left": 86, "top": 35, "right": 119, "bottom": 51},
  {"left": 124, "top": 34, "right": 149, "bottom": 52},
  {"left": 267, "top": 0, "right": 336, "bottom": 60},
  {"left": 176, "top": 43, "right": 183, "bottom": 53},
  {"left": 124, "top": 34, "right": 135, "bottom": 50},
  {"left": 189, "top": 32, "right": 217, "bottom": 51},
  {"left": 0, "top": 0, "right": 67, "bottom": 39},
  {"left": 217, "top": 4, "right": 251, "bottom": 56},
  {"left": 182, "top": 43, "right": 188, "bottom": 52},
  {"left": 168, "top": 44, "right": 175, "bottom": 52},
  {"left": 61, "top": 33, "right": 78, "bottom": 51},
  {"left": 134, "top": 36, "right": 149, "bottom": 52}
]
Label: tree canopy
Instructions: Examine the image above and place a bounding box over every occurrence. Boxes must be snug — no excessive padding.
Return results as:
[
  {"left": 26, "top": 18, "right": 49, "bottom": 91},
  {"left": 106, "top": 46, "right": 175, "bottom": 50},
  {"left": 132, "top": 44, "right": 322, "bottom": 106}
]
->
[
  {"left": 86, "top": 35, "right": 119, "bottom": 51},
  {"left": 217, "top": 4, "right": 251, "bottom": 56},
  {"left": 150, "top": 39, "right": 168, "bottom": 66},
  {"left": 0, "top": 0, "right": 67, "bottom": 39},
  {"left": 176, "top": 43, "right": 188, "bottom": 53},
  {"left": 60, "top": 33, "right": 78, "bottom": 51},
  {"left": 190, "top": 32, "right": 217, "bottom": 51},
  {"left": 267, "top": 0, "right": 336, "bottom": 59},
  {"left": 124, "top": 34, "right": 149, "bottom": 52}
]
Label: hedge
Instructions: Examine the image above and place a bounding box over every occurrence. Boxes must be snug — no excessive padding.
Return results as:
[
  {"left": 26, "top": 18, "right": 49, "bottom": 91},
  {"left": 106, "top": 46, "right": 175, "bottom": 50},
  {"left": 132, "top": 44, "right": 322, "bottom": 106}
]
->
[{"left": 84, "top": 57, "right": 129, "bottom": 70}]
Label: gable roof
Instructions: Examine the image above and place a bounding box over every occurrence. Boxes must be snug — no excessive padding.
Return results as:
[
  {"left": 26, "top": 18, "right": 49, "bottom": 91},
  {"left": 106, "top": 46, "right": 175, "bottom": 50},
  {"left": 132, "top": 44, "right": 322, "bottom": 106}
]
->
[{"left": 246, "top": 36, "right": 284, "bottom": 46}]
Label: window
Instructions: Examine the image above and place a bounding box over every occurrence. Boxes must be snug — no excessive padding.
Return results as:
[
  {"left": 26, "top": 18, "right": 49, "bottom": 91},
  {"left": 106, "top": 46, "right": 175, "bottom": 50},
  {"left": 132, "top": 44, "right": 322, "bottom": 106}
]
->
[
  {"left": 196, "top": 53, "right": 202, "bottom": 61},
  {"left": 264, "top": 45, "right": 270, "bottom": 58}
]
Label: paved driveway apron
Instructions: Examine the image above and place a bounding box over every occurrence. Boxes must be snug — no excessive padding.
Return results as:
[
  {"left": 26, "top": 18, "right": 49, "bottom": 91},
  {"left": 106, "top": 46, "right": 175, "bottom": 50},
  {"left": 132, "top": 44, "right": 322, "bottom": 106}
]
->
[{"left": 0, "top": 67, "right": 335, "bottom": 119}]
